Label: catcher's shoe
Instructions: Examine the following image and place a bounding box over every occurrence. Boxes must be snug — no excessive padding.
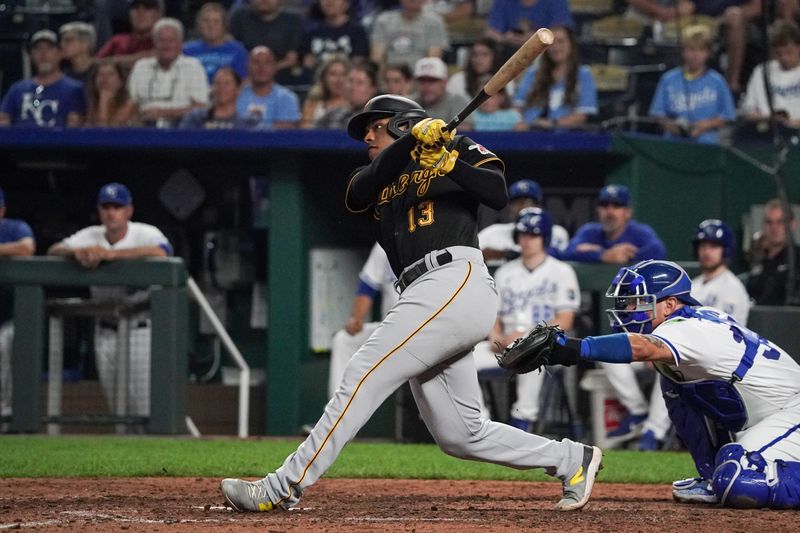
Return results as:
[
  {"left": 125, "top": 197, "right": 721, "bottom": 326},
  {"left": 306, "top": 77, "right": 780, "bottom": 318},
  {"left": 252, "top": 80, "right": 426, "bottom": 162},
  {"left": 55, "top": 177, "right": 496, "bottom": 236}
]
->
[
  {"left": 555, "top": 445, "right": 604, "bottom": 511},
  {"left": 220, "top": 478, "right": 277, "bottom": 512},
  {"left": 672, "top": 477, "right": 719, "bottom": 504}
]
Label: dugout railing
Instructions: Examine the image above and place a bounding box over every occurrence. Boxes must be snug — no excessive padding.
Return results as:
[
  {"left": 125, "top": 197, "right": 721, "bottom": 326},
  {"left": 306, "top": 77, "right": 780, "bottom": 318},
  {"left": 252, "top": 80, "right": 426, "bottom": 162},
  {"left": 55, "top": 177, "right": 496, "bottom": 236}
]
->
[{"left": 0, "top": 256, "right": 252, "bottom": 436}]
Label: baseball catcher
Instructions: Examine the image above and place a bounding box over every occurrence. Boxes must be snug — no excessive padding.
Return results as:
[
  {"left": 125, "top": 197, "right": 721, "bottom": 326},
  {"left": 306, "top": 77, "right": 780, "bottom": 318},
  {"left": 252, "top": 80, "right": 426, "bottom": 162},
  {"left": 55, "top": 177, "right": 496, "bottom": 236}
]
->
[{"left": 502, "top": 259, "right": 800, "bottom": 509}]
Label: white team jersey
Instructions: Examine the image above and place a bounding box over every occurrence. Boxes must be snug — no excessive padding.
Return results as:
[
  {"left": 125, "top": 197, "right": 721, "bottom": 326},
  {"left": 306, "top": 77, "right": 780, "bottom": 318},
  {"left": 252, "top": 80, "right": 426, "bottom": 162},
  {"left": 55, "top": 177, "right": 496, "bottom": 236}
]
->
[
  {"left": 653, "top": 306, "right": 800, "bottom": 429},
  {"left": 494, "top": 255, "right": 580, "bottom": 332},
  {"left": 360, "top": 243, "right": 398, "bottom": 318},
  {"left": 691, "top": 270, "right": 752, "bottom": 326},
  {"left": 741, "top": 60, "right": 800, "bottom": 120},
  {"left": 61, "top": 221, "right": 172, "bottom": 300},
  {"left": 477, "top": 222, "right": 570, "bottom": 255}
]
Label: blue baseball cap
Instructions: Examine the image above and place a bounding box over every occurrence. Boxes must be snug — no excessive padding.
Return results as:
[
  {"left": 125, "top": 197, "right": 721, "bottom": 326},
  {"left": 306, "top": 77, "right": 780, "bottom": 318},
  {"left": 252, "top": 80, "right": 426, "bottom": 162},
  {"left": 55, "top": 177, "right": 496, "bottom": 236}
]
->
[
  {"left": 598, "top": 184, "right": 630, "bottom": 207},
  {"left": 98, "top": 182, "right": 133, "bottom": 206},
  {"left": 0, "top": 186, "right": 5, "bottom": 207},
  {"left": 508, "top": 180, "right": 543, "bottom": 203}
]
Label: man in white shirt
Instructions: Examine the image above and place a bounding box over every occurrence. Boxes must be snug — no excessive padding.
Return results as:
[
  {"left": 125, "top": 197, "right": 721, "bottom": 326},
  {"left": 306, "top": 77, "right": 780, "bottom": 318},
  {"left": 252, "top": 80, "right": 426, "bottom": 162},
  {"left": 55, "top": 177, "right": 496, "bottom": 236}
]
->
[
  {"left": 741, "top": 21, "right": 800, "bottom": 129},
  {"left": 127, "top": 17, "right": 209, "bottom": 127},
  {"left": 478, "top": 179, "right": 570, "bottom": 266},
  {"left": 48, "top": 183, "right": 173, "bottom": 419},
  {"left": 327, "top": 243, "right": 397, "bottom": 399},
  {"left": 473, "top": 207, "right": 580, "bottom": 430},
  {"left": 690, "top": 219, "right": 751, "bottom": 326}
]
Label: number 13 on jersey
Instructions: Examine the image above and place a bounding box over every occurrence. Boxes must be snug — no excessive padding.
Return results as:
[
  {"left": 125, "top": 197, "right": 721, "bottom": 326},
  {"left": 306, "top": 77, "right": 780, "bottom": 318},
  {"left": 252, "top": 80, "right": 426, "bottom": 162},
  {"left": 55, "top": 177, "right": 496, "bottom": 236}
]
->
[{"left": 408, "top": 200, "right": 435, "bottom": 232}]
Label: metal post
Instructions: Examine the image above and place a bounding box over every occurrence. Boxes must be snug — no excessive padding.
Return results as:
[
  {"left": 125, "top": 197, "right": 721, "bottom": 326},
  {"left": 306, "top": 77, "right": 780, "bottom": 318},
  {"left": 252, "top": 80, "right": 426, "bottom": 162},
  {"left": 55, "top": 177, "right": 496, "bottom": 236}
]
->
[
  {"left": 11, "top": 286, "right": 44, "bottom": 433},
  {"left": 46, "top": 316, "right": 63, "bottom": 436},
  {"left": 115, "top": 317, "right": 130, "bottom": 434}
]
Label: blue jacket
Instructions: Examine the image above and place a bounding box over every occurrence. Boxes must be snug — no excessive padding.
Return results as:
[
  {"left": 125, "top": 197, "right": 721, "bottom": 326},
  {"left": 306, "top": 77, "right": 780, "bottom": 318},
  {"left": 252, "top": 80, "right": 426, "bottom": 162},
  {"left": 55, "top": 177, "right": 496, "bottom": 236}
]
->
[{"left": 562, "top": 220, "right": 666, "bottom": 262}]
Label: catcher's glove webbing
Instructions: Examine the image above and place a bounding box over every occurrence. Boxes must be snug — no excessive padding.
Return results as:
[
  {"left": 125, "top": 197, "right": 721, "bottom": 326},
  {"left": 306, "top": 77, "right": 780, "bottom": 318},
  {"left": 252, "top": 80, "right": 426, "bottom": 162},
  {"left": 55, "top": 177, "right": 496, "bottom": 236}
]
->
[{"left": 496, "top": 324, "right": 583, "bottom": 374}]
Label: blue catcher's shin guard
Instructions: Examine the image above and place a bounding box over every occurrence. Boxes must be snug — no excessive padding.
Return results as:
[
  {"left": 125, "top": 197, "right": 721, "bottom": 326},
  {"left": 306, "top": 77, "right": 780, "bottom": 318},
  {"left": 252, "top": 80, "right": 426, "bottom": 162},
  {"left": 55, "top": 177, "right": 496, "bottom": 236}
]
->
[
  {"left": 712, "top": 444, "right": 769, "bottom": 508},
  {"left": 712, "top": 443, "right": 800, "bottom": 509}
]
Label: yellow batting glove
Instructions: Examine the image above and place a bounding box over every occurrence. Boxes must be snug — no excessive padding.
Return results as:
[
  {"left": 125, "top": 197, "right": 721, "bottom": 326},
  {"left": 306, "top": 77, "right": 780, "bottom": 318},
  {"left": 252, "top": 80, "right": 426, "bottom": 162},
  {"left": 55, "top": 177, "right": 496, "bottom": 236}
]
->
[
  {"left": 411, "top": 118, "right": 455, "bottom": 147},
  {"left": 432, "top": 148, "right": 459, "bottom": 175},
  {"left": 410, "top": 142, "right": 442, "bottom": 166}
]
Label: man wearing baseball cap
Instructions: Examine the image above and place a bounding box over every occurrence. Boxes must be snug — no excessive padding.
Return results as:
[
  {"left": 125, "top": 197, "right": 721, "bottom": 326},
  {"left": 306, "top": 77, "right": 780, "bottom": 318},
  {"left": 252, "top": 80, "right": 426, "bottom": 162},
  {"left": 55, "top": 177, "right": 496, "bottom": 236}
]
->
[
  {"left": 413, "top": 57, "right": 474, "bottom": 130},
  {"left": 96, "top": 0, "right": 162, "bottom": 70},
  {"left": 479, "top": 179, "right": 570, "bottom": 265},
  {"left": 48, "top": 183, "right": 173, "bottom": 420},
  {"left": 0, "top": 30, "right": 85, "bottom": 127},
  {"left": 563, "top": 185, "right": 670, "bottom": 449},
  {"left": 563, "top": 184, "right": 666, "bottom": 264},
  {"left": 0, "top": 185, "right": 36, "bottom": 420}
]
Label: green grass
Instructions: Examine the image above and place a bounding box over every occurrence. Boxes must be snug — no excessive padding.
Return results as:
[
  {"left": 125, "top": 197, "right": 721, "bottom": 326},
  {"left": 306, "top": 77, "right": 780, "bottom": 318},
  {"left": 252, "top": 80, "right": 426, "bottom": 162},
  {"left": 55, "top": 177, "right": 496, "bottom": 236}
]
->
[{"left": 1, "top": 435, "right": 695, "bottom": 483}]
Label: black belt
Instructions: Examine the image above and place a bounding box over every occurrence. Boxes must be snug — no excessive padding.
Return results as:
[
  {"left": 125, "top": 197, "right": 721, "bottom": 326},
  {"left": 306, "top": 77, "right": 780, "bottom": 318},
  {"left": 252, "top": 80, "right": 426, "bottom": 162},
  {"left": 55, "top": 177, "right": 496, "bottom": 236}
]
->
[{"left": 395, "top": 251, "right": 453, "bottom": 293}]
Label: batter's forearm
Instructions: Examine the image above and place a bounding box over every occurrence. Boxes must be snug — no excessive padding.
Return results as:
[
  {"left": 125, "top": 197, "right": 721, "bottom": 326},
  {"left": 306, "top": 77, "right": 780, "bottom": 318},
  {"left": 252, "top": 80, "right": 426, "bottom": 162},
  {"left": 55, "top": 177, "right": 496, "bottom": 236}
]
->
[{"left": 446, "top": 161, "right": 507, "bottom": 210}]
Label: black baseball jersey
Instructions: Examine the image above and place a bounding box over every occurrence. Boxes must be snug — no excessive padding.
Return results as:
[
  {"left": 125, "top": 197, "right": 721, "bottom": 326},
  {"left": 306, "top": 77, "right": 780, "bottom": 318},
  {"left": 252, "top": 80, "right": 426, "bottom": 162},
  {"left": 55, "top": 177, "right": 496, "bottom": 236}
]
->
[{"left": 346, "top": 134, "right": 507, "bottom": 277}]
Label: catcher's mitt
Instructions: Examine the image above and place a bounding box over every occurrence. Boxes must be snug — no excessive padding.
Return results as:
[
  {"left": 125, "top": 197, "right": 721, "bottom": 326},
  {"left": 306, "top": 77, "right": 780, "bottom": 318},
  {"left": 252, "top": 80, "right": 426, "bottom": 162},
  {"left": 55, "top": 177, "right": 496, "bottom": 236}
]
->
[{"left": 496, "top": 323, "right": 565, "bottom": 374}]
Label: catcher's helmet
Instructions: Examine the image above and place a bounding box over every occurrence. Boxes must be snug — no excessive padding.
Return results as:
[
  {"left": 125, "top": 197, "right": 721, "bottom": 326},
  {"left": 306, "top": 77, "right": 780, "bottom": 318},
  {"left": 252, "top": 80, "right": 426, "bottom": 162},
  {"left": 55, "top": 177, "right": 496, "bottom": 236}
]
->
[
  {"left": 605, "top": 259, "right": 701, "bottom": 334},
  {"left": 513, "top": 207, "right": 552, "bottom": 248},
  {"left": 692, "top": 219, "right": 735, "bottom": 259},
  {"left": 508, "top": 180, "right": 543, "bottom": 204},
  {"left": 346, "top": 95, "right": 428, "bottom": 141}
]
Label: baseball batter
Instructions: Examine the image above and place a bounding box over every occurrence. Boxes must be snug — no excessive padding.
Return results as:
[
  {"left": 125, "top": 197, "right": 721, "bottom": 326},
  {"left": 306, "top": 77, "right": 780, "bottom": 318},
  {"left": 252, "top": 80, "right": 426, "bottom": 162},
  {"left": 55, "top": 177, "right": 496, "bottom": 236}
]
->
[
  {"left": 539, "top": 259, "right": 800, "bottom": 509},
  {"left": 221, "top": 95, "right": 602, "bottom": 512},
  {"left": 473, "top": 207, "right": 580, "bottom": 430}
]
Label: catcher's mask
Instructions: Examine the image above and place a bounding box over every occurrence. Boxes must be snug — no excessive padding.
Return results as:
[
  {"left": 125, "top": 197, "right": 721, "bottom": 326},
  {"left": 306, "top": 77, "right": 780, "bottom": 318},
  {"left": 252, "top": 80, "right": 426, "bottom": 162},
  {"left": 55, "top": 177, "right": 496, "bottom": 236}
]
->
[
  {"left": 605, "top": 259, "right": 701, "bottom": 334},
  {"left": 347, "top": 95, "right": 428, "bottom": 141}
]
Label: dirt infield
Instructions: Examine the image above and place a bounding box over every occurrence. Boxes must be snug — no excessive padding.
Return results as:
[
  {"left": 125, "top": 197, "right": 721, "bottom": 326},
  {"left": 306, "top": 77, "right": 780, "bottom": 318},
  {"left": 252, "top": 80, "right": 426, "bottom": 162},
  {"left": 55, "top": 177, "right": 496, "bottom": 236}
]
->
[{"left": 0, "top": 477, "right": 794, "bottom": 531}]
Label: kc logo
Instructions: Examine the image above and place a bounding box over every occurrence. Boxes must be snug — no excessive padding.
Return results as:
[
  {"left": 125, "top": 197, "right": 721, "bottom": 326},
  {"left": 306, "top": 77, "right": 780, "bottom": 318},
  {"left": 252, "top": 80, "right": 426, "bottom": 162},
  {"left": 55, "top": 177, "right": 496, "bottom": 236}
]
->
[{"left": 20, "top": 93, "right": 59, "bottom": 126}]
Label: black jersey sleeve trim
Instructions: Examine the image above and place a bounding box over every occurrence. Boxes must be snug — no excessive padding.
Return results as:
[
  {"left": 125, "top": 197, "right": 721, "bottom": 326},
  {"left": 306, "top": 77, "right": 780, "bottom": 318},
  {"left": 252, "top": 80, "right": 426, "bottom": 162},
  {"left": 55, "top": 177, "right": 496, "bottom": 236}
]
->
[{"left": 474, "top": 156, "right": 506, "bottom": 173}]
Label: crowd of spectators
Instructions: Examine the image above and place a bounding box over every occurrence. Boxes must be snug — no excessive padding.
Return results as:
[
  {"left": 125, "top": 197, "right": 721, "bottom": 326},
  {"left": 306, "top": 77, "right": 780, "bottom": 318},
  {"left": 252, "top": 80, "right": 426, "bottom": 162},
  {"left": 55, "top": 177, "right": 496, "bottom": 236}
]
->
[{"left": 0, "top": 0, "right": 799, "bottom": 140}]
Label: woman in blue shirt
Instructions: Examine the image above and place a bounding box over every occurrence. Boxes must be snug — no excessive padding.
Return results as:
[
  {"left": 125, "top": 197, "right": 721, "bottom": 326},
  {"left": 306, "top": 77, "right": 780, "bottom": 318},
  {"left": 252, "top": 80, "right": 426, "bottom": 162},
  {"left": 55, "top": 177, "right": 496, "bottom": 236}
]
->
[
  {"left": 649, "top": 25, "right": 735, "bottom": 145},
  {"left": 512, "top": 25, "right": 597, "bottom": 129}
]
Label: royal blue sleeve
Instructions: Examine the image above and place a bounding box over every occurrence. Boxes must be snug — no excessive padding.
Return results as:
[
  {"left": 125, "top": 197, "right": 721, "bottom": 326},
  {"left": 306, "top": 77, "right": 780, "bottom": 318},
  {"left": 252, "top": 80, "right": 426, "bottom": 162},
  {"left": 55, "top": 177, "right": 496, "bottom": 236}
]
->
[
  {"left": 233, "top": 41, "right": 249, "bottom": 79},
  {"left": 355, "top": 279, "right": 380, "bottom": 300},
  {"left": 550, "top": 0, "right": 575, "bottom": 28},
  {"left": 487, "top": 0, "right": 509, "bottom": 32},
  {"left": 562, "top": 224, "right": 603, "bottom": 262},
  {"left": 631, "top": 223, "right": 667, "bottom": 261}
]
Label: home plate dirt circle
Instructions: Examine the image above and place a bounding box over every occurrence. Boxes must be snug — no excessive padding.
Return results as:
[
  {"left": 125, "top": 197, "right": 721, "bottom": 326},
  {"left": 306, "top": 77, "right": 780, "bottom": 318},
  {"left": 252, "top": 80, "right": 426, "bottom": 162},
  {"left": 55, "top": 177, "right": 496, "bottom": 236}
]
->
[{"left": 0, "top": 478, "right": 791, "bottom": 531}]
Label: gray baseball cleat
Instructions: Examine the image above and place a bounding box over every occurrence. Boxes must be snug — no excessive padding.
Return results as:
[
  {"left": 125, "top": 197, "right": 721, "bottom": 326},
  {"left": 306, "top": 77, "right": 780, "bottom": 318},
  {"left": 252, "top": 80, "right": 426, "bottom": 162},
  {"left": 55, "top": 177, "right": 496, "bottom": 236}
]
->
[
  {"left": 220, "top": 478, "right": 277, "bottom": 512},
  {"left": 555, "top": 445, "right": 604, "bottom": 511}
]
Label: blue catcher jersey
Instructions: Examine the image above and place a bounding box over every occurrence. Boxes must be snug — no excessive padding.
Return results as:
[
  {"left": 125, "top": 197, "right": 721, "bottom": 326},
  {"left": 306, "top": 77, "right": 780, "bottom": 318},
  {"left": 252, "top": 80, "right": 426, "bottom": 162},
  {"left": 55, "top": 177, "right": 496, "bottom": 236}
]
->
[{"left": 652, "top": 306, "right": 800, "bottom": 429}]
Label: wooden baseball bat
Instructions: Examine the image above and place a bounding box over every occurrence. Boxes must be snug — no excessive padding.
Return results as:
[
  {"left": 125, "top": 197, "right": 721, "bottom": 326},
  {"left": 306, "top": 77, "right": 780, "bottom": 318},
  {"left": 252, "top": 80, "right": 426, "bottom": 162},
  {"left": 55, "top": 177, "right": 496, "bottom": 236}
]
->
[{"left": 445, "top": 28, "right": 554, "bottom": 131}]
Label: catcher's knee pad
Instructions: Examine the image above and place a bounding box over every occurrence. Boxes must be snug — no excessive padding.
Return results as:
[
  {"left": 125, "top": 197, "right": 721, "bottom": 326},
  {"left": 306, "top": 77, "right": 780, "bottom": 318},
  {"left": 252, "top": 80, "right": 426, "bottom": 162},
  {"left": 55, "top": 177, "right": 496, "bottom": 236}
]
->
[
  {"left": 712, "top": 443, "right": 800, "bottom": 509},
  {"left": 712, "top": 444, "right": 769, "bottom": 508}
]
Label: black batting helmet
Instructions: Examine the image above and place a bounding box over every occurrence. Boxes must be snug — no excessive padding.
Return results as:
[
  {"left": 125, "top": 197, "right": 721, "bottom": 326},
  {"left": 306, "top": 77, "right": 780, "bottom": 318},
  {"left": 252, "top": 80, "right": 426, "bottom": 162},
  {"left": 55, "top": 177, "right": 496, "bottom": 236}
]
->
[{"left": 347, "top": 95, "right": 428, "bottom": 141}]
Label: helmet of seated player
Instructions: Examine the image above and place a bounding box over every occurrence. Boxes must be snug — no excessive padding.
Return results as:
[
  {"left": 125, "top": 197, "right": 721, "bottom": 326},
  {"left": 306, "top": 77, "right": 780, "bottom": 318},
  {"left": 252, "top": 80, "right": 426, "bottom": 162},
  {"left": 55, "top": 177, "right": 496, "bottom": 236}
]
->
[
  {"left": 513, "top": 207, "right": 552, "bottom": 248},
  {"left": 605, "top": 259, "right": 702, "bottom": 334},
  {"left": 508, "top": 179, "right": 543, "bottom": 205},
  {"left": 346, "top": 95, "right": 428, "bottom": 141},
  {"left": 692, "top": 218, "right": 736, "bottom": 260}
]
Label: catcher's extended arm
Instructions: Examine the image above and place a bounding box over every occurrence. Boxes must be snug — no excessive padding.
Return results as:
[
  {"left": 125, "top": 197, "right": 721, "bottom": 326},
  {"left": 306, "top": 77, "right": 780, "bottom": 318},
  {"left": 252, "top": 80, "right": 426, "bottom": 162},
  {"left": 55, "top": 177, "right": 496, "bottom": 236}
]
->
[{"left": 496, "top": 324, "right": 583, "bottom": 374}]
